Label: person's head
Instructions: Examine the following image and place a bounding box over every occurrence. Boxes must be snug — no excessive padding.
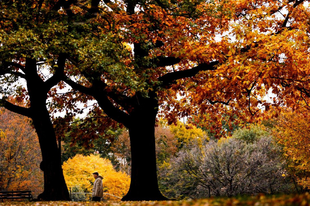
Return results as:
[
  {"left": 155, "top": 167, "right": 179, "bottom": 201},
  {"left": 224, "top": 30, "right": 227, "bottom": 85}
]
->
[{"left": 92, "top": 172, "right": 99, "bottom": 179}]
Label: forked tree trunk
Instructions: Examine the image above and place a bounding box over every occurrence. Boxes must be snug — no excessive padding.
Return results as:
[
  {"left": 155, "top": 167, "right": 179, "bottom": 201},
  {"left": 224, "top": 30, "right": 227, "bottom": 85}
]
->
[
  {"left": 122, "top": 94, "right": 167, "bottom": 201},
  {"left": 26, "top": 59, "right": 70, "bottom": 201}
]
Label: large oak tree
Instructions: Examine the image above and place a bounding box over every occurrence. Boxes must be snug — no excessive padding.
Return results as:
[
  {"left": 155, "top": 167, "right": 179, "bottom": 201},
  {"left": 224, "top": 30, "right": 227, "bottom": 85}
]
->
[
  {"left": 0, "top": 0, "right": 104, "bottom": 200},
  {"left": 62, "top": 0, "right": 310, "bottom": 200}
]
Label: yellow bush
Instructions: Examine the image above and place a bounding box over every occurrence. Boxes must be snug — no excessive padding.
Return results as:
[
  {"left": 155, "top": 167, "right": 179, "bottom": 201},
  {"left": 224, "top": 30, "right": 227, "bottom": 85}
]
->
[{"left": 62, "top": 154, "right": 130, "bottom": 200}]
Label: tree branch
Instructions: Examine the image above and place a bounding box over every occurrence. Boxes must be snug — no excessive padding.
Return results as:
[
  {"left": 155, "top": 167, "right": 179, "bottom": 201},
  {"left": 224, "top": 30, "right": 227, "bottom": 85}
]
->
[
  {"left": 106, "top": 90, "right": 135, "bottom": 111},
  {"left": 91, "top": 82, "right": 131, "bottom": 127},
  {"left": 90, "top": 0, "right": 101, "bottom": 14},
  {"left": 93, "top": 92, "right": 131, "bottom": 127},
  {"left": 246, "top": 80, "right": 258, "bottom": 116},
  {"left": 159, "top": 61, "right": 219, "bottom": 86},
  {"left": 64, "top": 78, "right": 93, "bottom": 95},
  {"left": 65, "top": 77, "right": 131, "bottom": 127},
  {"left": 45, "top": 54, "right": 67, "bottom": 91},
  {"left": 0, "top": 61, "right": 26, "bottom": 78},
  {"left": 209, "top": 99, "right": 231, "bottom": 105},
  {"left": 155, "top": 57, "right": 181, "bottom": 67},
  {"left": 0, "top": 70, "right": 26, "bottom": 79},
  {"left": 0, "top": 99, "right": 31, "bottom": 117}
]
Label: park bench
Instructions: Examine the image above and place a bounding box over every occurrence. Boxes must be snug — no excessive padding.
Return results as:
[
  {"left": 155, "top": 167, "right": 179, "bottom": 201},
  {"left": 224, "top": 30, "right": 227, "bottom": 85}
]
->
[{"left": 0, "top": 191, "right": 33, "bottom": 201}]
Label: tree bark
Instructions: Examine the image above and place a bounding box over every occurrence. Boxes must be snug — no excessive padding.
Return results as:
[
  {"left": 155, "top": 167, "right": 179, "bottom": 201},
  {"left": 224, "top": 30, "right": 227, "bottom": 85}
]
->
[
  {"left": 66, "top": 77, "right": 167, "bottom": 201},
  {"left": 32, "top": 104, "right": 70, "bottom": 201},
  {"left": 121, "top": 93, "right": 167, "bottom": 201},
  {"left": 25, "top": 58, "right": 70, "bottom": 201}
]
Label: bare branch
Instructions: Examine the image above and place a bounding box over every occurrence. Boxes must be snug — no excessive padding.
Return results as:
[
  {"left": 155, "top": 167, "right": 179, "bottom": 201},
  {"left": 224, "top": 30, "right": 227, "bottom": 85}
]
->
[{"left": 159, "top": 61, "right": 219, "bottom": 87}]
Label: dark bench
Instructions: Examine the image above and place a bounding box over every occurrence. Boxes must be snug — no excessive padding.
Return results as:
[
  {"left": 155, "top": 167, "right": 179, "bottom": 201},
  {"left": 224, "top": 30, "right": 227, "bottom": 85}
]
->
[{"left": 0, "top": 191, "right": 33, "bottom": 201}]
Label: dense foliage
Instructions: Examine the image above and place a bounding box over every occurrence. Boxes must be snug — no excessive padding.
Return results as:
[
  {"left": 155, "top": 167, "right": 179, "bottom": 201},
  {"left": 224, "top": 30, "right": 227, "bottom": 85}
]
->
[
  {"left": 273, "top": 108, "right": 310, "bottom": 191},
  {"left": 0, "top": 108, "right": 43, "bottom": 198},
  {"left": 59, "top": 116, "right": 123, "bottom": 164},
  {"left": 62, "top": 154, "right": 130, "bottom": 200}
]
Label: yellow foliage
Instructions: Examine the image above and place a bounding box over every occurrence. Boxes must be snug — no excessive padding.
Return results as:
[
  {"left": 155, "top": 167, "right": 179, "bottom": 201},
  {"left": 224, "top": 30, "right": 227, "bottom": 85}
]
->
[
  {"left": 62, "top": 154, "right": 130, "bottom": 200},
  {"left": 217, "top": 136, "right": 232, "bottom": 145},
  {"left": 169, "top": 120, "right": 209, "bottom": 148},
  {"left": 273, "top": 109, "right": 310, "bottom": 189}
]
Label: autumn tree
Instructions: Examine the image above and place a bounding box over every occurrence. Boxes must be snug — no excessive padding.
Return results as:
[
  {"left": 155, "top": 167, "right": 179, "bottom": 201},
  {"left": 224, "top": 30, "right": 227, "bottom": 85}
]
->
[
  {"left": 155, "top": 122, "right": 178, "bottom": 165},
  {"left": 0, "top": 108, "right": 43, "bottom": 198},
  {"left": 56, "top": 0, "right": 310, "bottom": 200},
  {"left": 62, "top": 154, "right": 130, "bottom": 200},
  {"left": 0, "top": 0, "right": 113, "bottom": 200},
  {"left": 156, "top": 121, "right": 208, "bottom": 196},
  {"left": 169, "top": 120, "right": 208, "bottom": 150},
  {"left": 110, "top": 129, "right": 132, "bottom": 174},
  {"left": 273, "top": 108, "right": 310, "bottom": 191}
]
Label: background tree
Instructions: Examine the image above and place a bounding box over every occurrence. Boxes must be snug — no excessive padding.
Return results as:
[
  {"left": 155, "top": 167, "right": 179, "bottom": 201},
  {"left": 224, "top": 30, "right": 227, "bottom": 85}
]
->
[
  {"left": 0, "top": 108, "right": 43, "bottom": 198},
  {"left": 155, "top": 121, "right": 178, "bottom": 165},
  {"left": 160, "top": 126, "right": 294, "bottom": 199},
  {"left": 169, "top": 120, "right": 208, "bottom": 150},
  {"left": 273, "top": 108, "right": 310, "bottom": 191},
  {"left": 190, "top": 114, "right": 240, "bottom": 139},
  {"left": 110, "top": 130, "right": 132, "bottom": 174},
  {"left": 62, "top": 154, "right": 130, "bottom": 200}
]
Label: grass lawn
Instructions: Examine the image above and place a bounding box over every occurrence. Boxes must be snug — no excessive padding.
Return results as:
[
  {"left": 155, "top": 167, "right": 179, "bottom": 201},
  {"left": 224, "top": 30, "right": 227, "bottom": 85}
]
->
[{"left": 0, "top": 193, "right": 309, "bottom": 206}]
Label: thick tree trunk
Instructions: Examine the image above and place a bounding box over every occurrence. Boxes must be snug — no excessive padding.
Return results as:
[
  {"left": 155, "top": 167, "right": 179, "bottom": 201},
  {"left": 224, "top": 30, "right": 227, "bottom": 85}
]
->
[
  {"left": 32, "top": 107, "right": 70, "bottom": 200},
  {"left": 26, "top": 59, "right": 70, "bottom": 201},
  {"left": 122, "top": 94, "right": 167, "bottom": 201},
  {"left": 30, "top": 100, "right": 70, "bottom": 201}
]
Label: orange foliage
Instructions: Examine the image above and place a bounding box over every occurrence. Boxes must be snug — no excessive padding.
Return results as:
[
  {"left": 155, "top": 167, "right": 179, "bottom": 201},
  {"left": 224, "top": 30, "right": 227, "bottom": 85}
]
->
[
  {"left": 273, "top": 108, "right": 310, "bottom": 189},
  {"left": 0, "top": 108, "right": 43, "bottom": 197}
]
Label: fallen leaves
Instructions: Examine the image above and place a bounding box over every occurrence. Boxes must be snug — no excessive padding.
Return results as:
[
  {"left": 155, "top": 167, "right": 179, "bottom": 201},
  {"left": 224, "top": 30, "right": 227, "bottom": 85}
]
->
[{"left": 1, "top": 193, "right": 310, "bottom": 206}]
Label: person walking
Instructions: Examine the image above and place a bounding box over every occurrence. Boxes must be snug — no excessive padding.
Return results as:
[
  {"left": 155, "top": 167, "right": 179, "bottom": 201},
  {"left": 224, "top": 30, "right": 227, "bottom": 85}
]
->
[{"left": 92, "top": 172, "right": 103, "bottom": 201}]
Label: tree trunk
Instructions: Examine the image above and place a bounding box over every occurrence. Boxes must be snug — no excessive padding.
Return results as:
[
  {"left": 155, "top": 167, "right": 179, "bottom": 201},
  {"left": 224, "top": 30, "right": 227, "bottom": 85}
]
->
[
  {"left": 26, "top": 58, "right": 70, "bottom": 200},
  {"left": 32, "top": 106, "right": 70, "bottom": 200},
  {"left": 121, "top": 94, "right": 167, "bottom": 201}
]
